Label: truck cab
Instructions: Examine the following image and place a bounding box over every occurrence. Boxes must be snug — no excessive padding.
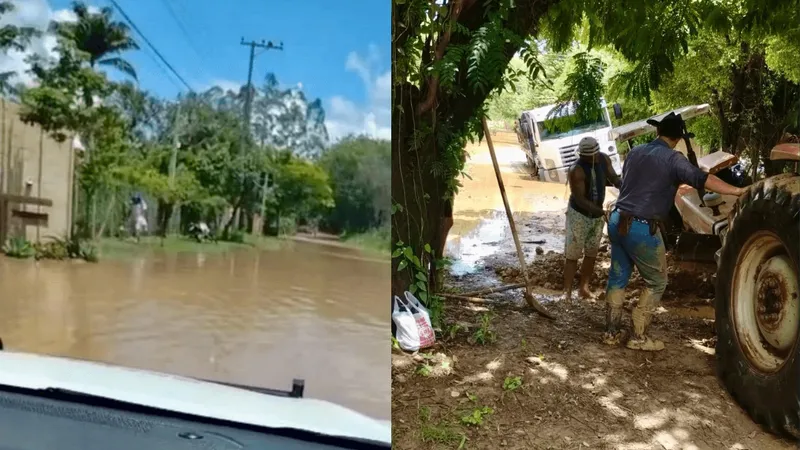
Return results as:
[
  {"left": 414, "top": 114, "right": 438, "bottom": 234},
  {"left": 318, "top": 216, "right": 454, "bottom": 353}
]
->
[{"left": 517, "top": 99, "right": 623, "bottom": 184}]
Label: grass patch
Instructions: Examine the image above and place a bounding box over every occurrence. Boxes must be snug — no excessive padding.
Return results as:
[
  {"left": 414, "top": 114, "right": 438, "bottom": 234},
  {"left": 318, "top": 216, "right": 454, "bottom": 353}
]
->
[
  {"left": 341, "top": 227, "right": 389, "bottom": 256},
  {"left": 418, "top": 406, "right": 466, "bottom": 447},
  {"left": 98, "top": 234, "right": 280, "bottom": 260}
]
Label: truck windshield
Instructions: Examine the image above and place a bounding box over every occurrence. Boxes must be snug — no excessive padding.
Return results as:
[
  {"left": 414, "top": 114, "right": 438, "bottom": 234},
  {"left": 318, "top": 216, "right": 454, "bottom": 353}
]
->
[{"left": 537, "top": 115, "right": 610, "bottom": 141}]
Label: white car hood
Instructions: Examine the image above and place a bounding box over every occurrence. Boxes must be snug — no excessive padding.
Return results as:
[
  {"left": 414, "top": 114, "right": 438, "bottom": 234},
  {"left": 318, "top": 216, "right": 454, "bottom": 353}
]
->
[{"left": 0, "top": 351, "right": 390, "bottom": 445}]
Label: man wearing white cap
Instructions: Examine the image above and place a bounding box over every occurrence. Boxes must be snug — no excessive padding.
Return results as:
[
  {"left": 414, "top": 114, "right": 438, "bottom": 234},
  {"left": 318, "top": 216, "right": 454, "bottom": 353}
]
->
[{"left": 563, "top": 136, "right": 621, "bottom": 301}]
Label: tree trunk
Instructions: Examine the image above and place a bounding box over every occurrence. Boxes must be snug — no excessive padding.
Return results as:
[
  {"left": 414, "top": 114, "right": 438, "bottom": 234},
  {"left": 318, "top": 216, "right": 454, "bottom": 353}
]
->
[
  {"left": 157, "top": 201, "right": 173, "bottom": 237},
  {"left": 391, "top": 0, "right": 558, "bottom": 299}
]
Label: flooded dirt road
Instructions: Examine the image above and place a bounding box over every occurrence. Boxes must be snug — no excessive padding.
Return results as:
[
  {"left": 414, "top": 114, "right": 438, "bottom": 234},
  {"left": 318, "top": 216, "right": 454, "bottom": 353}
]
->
[
  {"left": 0, "top": 240, "right": 389, "bottom": 420},
  {"left": 392, "top": 140, "right": 793, "bottom": 449}
]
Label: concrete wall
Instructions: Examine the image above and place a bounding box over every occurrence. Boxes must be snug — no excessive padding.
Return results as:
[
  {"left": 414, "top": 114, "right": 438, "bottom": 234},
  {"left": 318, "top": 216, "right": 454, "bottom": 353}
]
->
[{"left": 0, "top": 99, "right": 76, "bottom": 244}]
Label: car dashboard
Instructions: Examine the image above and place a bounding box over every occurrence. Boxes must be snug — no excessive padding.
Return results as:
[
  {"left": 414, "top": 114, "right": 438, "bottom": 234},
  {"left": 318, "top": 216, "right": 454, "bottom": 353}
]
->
[{"left": 0, "top": 385, "right": 388, "bottom": 450}]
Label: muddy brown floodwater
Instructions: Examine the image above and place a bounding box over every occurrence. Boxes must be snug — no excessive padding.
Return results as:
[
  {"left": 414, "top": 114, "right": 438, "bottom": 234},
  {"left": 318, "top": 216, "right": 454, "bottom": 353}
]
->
[{"left": 0, "top": 240, "right": 390, "bottom": 420}]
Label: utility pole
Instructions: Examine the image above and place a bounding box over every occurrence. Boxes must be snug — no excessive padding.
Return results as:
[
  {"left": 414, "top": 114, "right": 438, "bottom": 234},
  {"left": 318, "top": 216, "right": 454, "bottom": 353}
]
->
[
  {"left": 240, "top": 38, "right": 283, "bottom": 147},
  {"left": 166, "top": 98, "right": 182, "bottom": 237},
  {"left": 169, "top": 99, "right": 181, "bottom": 186},
  {"left": 239, "top": 38, "right": 283, "bottom": 234}
]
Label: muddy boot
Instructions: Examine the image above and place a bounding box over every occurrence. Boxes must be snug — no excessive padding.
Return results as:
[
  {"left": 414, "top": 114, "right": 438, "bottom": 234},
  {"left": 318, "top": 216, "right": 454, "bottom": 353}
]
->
[
  {"left": 627, "top": 289, "right": 664, "bottom": 351},
  {"left": 602, "top": 289, "right": 625, "bottom": 345}
]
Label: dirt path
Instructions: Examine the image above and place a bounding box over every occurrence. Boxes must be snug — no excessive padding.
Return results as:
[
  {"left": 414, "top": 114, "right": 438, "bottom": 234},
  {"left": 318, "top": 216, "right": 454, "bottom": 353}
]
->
[{"left": 391, "top": 141, "right": 794, "bottom": 449}]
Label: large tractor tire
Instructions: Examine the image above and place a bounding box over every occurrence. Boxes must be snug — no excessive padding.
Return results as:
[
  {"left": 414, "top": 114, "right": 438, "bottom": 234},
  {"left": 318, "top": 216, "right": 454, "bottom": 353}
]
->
[{"left": 715, "top": 180, "right": 800, "bottom": 438}]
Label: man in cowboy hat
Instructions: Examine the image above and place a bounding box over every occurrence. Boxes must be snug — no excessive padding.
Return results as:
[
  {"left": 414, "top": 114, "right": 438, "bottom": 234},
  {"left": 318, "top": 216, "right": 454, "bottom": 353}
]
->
[
  {"left": 563, "top": 136, "right": 621, "bottom": 301},
  {"left": 603, "top": 112, "right": 745, "bottom": 351}
]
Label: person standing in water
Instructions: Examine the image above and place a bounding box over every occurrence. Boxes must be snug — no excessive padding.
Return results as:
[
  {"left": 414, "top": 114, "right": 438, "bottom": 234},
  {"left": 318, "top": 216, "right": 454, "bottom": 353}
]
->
[
  {"left": 130, "top": 194, "right": 148, "bottom": 242},
  {"left": 563, "top": 137, "right": 621, "bottom": 301}
]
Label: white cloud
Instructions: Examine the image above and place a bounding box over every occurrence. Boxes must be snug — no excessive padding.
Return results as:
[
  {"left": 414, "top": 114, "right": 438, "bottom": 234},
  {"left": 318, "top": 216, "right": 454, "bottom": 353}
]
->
[
  {"left": 201, "top": 79, "right": 242, "bottom": 93},
  {"left": 0, "top": 0, "right": 83, "bottom": 87},
  {"left": 325, "top": 44, "right": 390, "bottom": 142}
]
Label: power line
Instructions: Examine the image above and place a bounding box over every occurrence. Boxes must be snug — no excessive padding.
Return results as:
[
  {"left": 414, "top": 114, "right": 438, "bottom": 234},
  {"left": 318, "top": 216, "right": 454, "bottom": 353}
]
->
[
  {"left": 158, "top": 0, "right": 209, "bottom": 75},
  {"left": 108, "top": 0, "right": 193, "bottom": 92}
]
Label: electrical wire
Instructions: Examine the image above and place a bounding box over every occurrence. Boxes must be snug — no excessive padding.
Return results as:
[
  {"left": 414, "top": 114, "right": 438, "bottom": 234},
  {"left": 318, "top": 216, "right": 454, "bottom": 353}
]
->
[
  {"left": 107, "top": 0, "right": 194, "bottom": 92},
  {"left": 158, "top": 0, "right": 210, "bottom": 74}
]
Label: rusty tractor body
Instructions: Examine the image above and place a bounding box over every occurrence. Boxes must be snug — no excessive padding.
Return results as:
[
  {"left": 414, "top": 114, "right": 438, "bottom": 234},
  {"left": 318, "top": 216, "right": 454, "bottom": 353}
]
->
[{"left": 612, "top": 106, "right": 800, "bottom": 439}]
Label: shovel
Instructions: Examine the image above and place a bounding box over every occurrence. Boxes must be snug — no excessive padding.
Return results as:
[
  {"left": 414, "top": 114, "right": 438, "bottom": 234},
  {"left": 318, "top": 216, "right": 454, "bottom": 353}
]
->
[{"left": 481, "top": 117, "right": 555, "bottom": 321}]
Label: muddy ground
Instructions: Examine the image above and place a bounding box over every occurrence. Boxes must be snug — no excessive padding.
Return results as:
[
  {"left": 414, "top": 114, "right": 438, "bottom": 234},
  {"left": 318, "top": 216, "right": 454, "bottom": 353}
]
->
[{"left": 391, "top": 142, "right": 794, "bottom": 449}]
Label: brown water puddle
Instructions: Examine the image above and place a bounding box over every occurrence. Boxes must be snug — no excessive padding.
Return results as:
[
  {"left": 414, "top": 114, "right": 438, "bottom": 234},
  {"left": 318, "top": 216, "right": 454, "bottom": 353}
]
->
[
  {"left": 446, "top": 142, "right": 617, "bottom": 277},
  {"left": 0, "top": 240, "right": 390, "bottom": 420}
]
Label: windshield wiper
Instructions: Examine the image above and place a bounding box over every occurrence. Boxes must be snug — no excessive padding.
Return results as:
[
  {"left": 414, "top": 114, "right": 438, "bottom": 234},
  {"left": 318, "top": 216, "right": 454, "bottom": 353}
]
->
[{"left": 200, "top": 378, "right": 305, "bottom": 398}]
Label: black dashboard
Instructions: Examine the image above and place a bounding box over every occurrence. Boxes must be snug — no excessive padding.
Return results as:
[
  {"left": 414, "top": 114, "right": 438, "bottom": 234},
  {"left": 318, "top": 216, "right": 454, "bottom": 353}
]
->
[{"left": 0, "top": 384, "right": 390, "bottom": 450}]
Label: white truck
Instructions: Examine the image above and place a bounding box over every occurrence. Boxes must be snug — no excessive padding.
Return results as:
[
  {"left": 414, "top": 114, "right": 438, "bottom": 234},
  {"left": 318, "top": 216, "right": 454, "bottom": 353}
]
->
[{"left": 516, "top": 99, "right": 623, "bottom": 183}]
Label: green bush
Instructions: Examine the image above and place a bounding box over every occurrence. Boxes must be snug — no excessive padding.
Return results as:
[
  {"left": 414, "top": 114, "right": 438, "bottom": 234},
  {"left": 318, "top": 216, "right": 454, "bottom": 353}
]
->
[
  {"left": 278, "top": 216, "right": 297, "bottom": 236},
  {"left": 220, "top": 229, "right": 245, "bottom": 243},
  {"left": 31, "top": 235, "right": 98, "bottom": 263},
  {"left": 2, "top": 237, "right": 35, "bottom": 259}
]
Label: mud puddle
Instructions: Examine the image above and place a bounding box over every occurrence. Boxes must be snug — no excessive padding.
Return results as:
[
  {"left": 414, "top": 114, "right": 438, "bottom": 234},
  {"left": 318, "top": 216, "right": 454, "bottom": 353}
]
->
[{"left": 446, "top": 210, "right": 565, "bottom": 276}]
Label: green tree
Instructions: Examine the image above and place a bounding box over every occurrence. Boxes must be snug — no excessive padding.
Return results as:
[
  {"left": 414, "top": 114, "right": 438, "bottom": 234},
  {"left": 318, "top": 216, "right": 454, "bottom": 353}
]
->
[
  {"left": 267, "top": 153, "right": 334, "bottom": 230},
  {"left": 19, "top": 40, "right": 112, "bottom": 142},
  {"left": 0, "top": 1, "right": 39, "bottom": 95},
  {"left": 320, "top": 136, "right": 391, "bottom": 234},
  {"left": 50, "top": 1, "right": 140, "bottom": 81}
]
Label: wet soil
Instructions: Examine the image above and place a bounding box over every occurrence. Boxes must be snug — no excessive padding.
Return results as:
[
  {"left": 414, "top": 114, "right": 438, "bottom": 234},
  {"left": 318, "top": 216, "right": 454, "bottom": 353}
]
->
[
  {"left": 391, "top": 141, "right": 793, "bottom": 449},
  {"left": 391, "top": 297, "right": 789, "bottom": 450}
]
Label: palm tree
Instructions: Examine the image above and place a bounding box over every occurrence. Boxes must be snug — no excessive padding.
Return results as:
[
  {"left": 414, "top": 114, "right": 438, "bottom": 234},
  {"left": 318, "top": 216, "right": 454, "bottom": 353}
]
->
[
  {"left": 50, "top": 1, "right": 139, "bottom": 80},
  {"left": 0, "top": 1, "right": 39, "bottom": 95}
]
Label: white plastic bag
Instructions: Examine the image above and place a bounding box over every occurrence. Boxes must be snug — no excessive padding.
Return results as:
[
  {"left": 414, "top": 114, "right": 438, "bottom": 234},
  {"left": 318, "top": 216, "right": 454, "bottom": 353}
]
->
[
  {"left": 405, "top": 291, "right": 432, "bottom": 328},
  {"left": 392, "top": 295, "right": 420, "bottom": 352},
  {"left": 405, "top": 291, "right": 435, "bottom": 349}
]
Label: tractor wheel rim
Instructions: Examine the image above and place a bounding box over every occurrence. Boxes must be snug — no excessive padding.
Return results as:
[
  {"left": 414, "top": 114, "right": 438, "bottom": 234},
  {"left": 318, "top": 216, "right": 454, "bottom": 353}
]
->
[{"left": 731, "top": 231, "right": 799, "bottom": 373}]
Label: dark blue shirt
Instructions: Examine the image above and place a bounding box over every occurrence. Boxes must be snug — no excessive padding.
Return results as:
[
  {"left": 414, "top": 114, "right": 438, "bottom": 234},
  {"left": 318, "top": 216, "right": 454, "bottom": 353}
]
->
[
  {"left": 614, "top": 139, "right": 709, "bottom": 221},
  {"left": 569, "top": 159, "right": 607, "bottom": 218}
]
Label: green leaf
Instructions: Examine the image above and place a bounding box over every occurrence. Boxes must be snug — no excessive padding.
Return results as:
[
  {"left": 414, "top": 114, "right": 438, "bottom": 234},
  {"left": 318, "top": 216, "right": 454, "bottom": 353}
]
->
[
  {"left": 424, "top": 243, "right": 432, "bottom": 254},
  {"left": 415, "top": 272, "right": 428, "bottom": 282},
  {"left": 397, "top": 259, "right": 408, "bottom": 271},
  {"left": 416, "top": 281, "right": 428, "bottom": 292},
  {"left": 403, "top": 246, "right": 414, "bottom": 260},
  {"left": 392, "top": 248, "right": 403, "bottom": 258}
]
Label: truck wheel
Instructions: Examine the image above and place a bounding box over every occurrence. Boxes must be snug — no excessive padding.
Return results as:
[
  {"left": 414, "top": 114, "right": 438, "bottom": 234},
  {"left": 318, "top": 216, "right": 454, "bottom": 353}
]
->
[
  {"left": 525, "top": 154, "right": 539, "bottom": 178},
  {"left": 715, "top": 182, "right": 800, "bottom": 438}
]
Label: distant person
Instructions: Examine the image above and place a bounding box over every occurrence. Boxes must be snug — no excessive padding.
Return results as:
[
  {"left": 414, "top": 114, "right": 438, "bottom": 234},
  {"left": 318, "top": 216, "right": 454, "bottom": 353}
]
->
[
  {"left": 130, "top": 194, "right": 148, "bottom": 242},
  {"left": 563, "top": 137, "right": 621, "bottom": 301},
  {"left": 603, "top": 112, "right": 744, "bottom": 351}
]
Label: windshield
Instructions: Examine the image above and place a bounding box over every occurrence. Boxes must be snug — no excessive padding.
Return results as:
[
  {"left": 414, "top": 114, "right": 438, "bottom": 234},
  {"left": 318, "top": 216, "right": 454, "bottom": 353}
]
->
[{"left": 537, "top": 114, "right": 611, "bottom": 141}]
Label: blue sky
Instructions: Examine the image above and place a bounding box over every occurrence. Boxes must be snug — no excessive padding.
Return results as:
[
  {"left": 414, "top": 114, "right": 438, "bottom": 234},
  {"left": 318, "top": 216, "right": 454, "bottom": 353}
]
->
[{"left": 0, "top": 0, "right": 391, "bottom": 141}]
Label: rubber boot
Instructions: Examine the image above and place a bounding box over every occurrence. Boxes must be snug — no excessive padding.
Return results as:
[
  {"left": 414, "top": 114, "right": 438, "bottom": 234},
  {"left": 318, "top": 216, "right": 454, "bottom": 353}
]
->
[
  {"left": 602, "top": 289, "right": 625, "bottom": 345},
  {"left": 627, "top": 289, "right": 664, "bottom": 351}
]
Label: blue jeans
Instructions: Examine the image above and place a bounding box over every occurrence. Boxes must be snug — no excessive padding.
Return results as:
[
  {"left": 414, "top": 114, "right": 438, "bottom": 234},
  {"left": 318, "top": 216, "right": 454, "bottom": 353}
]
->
[{"left": 606, "top": 210, "right": 668, "bottom": 296}]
